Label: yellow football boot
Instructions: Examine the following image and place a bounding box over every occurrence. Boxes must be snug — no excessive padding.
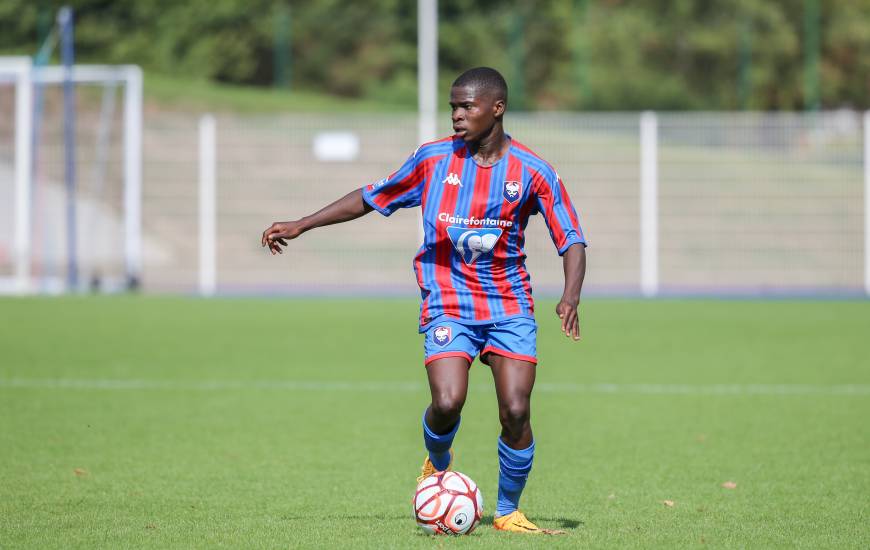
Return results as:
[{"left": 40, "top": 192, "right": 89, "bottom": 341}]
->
[
  {"left": 416, "top": 449, "right": 453, "bottom": 484},
  {"left": 492, "top": 510, "right": 564, "bottom": 535}
]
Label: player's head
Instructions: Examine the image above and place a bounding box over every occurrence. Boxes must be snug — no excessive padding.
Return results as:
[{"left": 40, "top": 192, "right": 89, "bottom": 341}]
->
[
  {"left": 450, "top": 67, "right": 508, "bottom": 143},
  {"left": 452, "top": 67, "right": 508, "bottom": 104}
]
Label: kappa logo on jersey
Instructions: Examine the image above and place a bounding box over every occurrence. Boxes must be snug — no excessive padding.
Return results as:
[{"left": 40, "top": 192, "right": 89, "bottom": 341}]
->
[
  {"left": 446, "top": 226, "right": 503, "bottom": 265},
  {"left": 433, "top": 326, "right": 452, "bottom": 347},
  {"left": 503, "top": 180, "right": 522, "bottom": 203},
  {"left": 443, "top": 173, "right": 462, "bottom": 187}
]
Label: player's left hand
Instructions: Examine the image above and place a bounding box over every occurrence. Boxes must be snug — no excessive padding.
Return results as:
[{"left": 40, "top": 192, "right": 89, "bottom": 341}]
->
[{"left": 556, "top": 299, "right": 580, "bottom": 341}]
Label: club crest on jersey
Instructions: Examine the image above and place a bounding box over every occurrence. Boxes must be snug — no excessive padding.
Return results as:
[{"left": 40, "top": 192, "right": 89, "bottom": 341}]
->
[
  {"left": 446, "top": 226, "right": 503, "bottom": 265},
  {"left": 433, "top": 326, "right": 452, "bottom": 347},
  {"left": 503, "top": 181, "right": 522, "bottom": 203}
]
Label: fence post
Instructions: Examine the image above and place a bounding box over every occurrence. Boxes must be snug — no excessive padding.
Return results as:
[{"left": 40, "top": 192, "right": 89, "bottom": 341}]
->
[
  {"left": 12, "top": 58, "right": 33, "bottom": 295},
  {"left": 417, "top": 0, "right": 437, "bottom": 245},
  {"left": 418, "top": 0, "right": 437, "bottom": 146},
  {"left": 123, "top": 65, "right": 143, "bottom": 290},
  {"left": 640, "top": 111, "right": 659, "bottom": 297},
  {"left": 864, "top": 111, "right": 870, "bottom": 296},
  {"left": 199, "top": 114, "right": 217, "bottom": 297}
]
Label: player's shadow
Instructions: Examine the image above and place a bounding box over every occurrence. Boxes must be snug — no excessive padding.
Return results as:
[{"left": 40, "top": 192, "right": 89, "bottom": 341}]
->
[
  {"left": 284, "top": 513, "right": 584, "bottom": 532},
  {"left": 482, "top": 514, "right": 583, "bottom": 530}
]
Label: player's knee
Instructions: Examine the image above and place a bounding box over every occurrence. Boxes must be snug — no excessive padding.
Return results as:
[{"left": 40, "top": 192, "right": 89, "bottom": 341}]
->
[
  {"left": 430, "top": 394, "right": 464, "bottom": 421},
  {"left": 499, "top": 400, "right": 530, "bottom": 431}
]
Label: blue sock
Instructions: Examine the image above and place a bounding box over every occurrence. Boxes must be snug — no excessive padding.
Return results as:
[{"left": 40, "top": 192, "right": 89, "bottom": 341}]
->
[
  {"left": 422, "top": 409, "right": 459, "bottom": 471},
  {"left": 496, "top": 438, "right": 535, "bottom": 517}
]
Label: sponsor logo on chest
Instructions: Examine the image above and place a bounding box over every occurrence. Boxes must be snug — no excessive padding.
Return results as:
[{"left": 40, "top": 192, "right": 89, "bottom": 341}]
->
[
  {"left": 443, "top": 173, "right": 462, "bottom": 187},
  {"left": 445, "top": 226, "right": 503, "bottom": 265}
]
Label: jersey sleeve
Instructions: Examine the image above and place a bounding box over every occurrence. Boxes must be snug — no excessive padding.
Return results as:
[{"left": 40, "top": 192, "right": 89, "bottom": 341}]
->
[
  {"left": 531, "top": 168, "right": 587, "bottom": 255},
  {"left": 361, "top": 150, "right": 427, "bottom": 216}
]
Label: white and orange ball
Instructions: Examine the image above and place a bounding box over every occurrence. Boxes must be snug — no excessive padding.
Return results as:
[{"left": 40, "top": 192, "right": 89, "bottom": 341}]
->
[{"left": 413, "top": 471, "right": 483, "bottom": 535}]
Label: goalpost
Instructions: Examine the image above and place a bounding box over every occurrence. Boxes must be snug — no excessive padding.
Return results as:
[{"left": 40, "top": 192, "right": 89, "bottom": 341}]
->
[
  {"left": 0, "top": 56, "right": 143, "bottom": 294},
  {"left": 0, "top": 57, "right": 32, "bottom": 295}
]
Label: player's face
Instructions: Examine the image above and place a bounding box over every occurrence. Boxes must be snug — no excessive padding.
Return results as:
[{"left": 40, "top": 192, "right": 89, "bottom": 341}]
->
[{"left": 450, "top": 86, "right": 504, "bottom": 142}]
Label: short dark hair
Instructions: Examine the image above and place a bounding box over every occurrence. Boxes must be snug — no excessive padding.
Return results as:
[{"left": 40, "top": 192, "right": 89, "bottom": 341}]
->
[{"left": 452, "top": 67, "right": 508, "bottom": 103}]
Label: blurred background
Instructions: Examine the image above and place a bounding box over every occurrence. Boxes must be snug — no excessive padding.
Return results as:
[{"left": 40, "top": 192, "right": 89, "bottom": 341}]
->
[
  {"left": 1, "top": 0, "right": 868, "bottom": 297},
  {"left": 3, "top": 5, "right": 869, "bottom": 547}
]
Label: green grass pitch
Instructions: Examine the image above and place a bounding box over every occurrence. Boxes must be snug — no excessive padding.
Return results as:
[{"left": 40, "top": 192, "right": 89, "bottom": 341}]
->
[{"left": 1, "top": 297, "right": 868, "bottom": 548}]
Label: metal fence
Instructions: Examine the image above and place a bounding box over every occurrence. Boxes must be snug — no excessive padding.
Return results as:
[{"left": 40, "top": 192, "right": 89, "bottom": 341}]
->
[
  {"left": 654, "top": 112, "right": 864, "bottom": 294},
  {"left": 1, "top": 105, "right": 867, "bottom": 297},
  {"left": 205, "top": 111, "right": 867, "bottom": 297}
]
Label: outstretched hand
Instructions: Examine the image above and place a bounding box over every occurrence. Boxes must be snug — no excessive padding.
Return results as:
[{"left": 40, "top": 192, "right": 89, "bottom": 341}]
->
[
  {"left": 556, "top": 299, "right": 581, "bottom": 341},
  {"left": 261, "top": 220, "right": 304, "bottom": 255}
]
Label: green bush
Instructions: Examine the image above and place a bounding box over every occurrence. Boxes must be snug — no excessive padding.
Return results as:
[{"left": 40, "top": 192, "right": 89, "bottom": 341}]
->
[{"left": 1, "top": 0, "right": 867, "bottom": 109}]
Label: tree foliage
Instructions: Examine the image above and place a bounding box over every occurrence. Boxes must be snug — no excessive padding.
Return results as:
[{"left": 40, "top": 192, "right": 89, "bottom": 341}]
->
[{"left": 1, "top": 0, "right": 867, "bottom": 109}]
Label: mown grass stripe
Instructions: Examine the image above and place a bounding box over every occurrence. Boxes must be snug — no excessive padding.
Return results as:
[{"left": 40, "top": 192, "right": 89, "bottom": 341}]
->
[{"left": 2, "top": 377, "right": 867, "bottom": 395}]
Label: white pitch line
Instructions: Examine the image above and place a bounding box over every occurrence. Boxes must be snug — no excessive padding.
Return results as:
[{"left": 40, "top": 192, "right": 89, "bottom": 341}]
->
[
  {"left": 0, "top": 378, "right": 868, "bottom": 396},
  {"left": 535, "top": 382, "right": 870, "bottom": 396}
]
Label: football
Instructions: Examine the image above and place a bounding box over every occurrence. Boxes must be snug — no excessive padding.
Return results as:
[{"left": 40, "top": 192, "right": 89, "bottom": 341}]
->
[{"left": 413, "top": 471, "right": 483, "bottom": 535}]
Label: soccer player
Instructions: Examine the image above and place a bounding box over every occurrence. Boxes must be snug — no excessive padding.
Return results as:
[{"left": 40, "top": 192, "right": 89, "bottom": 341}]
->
[{"left": 262, "top": 67, "right": 586, "bottom": 535}]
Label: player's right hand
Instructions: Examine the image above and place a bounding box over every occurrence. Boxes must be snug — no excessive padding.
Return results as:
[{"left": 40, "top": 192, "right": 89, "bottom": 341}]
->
[{"left": 261, "top": 221, "right": 304, "bottom": 255}]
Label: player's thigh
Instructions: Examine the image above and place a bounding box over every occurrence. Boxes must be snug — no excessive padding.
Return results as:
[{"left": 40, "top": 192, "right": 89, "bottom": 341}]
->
[
  {"left": 425, "top": 355, "right": 472, "bottom": 409},
  {"left": 487, "top": 353, "right": 536, "bottom": 410},
  {"left": 423, "top": 320, "right": 481, "bottom": 406}
]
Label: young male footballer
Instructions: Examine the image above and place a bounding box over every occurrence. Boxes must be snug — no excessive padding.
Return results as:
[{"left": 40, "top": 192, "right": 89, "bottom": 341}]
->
[{"left": 261, "top": 67, "right": 586, "bottom": 534}]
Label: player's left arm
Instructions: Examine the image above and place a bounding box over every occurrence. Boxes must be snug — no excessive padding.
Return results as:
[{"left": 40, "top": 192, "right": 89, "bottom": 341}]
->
[
  {"left": 557, "top": 243, "right": 586, "bottom": 340},
  {"left": 531, "top": 167, "right": 587, "bottom": 340}
]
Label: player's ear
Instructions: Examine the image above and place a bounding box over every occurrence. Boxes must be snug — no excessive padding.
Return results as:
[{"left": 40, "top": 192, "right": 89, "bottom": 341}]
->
[{"left": 493, "top": 98, "right": 506, "bottom": 118}]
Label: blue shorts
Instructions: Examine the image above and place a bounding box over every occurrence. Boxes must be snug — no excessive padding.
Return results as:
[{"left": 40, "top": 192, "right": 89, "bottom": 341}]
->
[{"left": 423, "top": 316, "right": 537, "bottom": 366}]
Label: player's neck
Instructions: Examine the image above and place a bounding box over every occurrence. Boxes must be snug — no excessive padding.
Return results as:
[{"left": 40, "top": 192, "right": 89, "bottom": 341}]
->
[{"left": 467, "top": 123, "right": 509, "bottom": 167}]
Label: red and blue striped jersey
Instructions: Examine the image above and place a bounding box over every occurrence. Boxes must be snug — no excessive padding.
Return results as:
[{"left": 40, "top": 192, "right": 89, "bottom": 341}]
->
[{"left": 362, "top": 136, "right": 586, "bottom": 329}]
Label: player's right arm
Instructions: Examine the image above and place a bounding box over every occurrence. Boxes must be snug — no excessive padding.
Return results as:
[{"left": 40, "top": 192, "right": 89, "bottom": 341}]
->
[
  {"left": 261, "top": 188, "right": 372, "bottom": 255},
  {"left": 262, "top": 146, "right": 430, "bottom": 255}
]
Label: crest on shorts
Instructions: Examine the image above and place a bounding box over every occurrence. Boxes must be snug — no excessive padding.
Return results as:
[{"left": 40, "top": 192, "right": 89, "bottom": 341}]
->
[
  {"left": 503, "top": 181, "right": 522, "bottom": 203},
  {"left": 433, "top": 326, "right": 452, "bottom": 347}
]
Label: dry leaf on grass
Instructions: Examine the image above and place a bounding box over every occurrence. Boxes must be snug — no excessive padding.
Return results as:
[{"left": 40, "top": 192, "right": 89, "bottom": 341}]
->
[
  {"left": 73, "top": 468, "right": 88, "bottom": 477},
  {"left": 662, "top": 500, "right": 675, "bottom": 507},
  {"left": 721, "top": 481, "right": 737, "bottom": 489}
]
